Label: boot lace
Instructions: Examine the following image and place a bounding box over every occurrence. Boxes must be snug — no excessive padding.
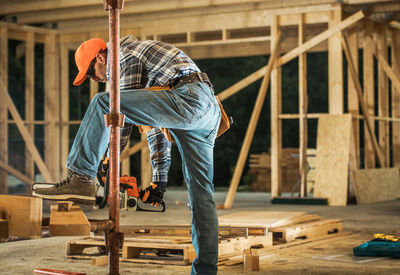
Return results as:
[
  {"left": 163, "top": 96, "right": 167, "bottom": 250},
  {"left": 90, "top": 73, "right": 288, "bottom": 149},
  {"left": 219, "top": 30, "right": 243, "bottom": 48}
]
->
[{"left": 55, "top": 170, "right": 74, "bottom": 188}]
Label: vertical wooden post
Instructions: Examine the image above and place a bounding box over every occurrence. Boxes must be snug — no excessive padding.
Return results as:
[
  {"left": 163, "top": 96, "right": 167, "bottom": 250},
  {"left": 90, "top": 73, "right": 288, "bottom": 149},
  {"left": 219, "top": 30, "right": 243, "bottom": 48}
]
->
[
  {"left": 328, "top": 4, "right": 343, "bottom": 114},
  {"left": 90, "top": 80, "right": 99, "bottom": 100},
  {"left": 347, "top": 26, "right": 359, "bottom": 169},
  {"left": 377, "top": 23, "right": 389, "bottom": 167},
  {"left": 270, "top": 16, "right": 282, "bottom": 198},
  {"left": 0, "top": 27, "right": 8, "bottom": 194},
  {"left": 298, "top": 14, "right": 308, "bottom": 197},
  {"left": 121, "top": 140, "right": 130, "bottom": 177},
  {"left": 392, "top": 29, "right": 400, "bottom": 167},
  {"left": 60, "top": 36, "right": 69, "bottom": 179},
  {"left": 25, "top": 32, "right": 35, "bottom": 190},
  {"left": 363, "top": 20, "right": 375, "bottom": 168},
  {"left": 44, "top": 34, "right": 60, "bottom": 181},
  {"left": 140, "top": 133, "right": 151, "bottom": 188}
]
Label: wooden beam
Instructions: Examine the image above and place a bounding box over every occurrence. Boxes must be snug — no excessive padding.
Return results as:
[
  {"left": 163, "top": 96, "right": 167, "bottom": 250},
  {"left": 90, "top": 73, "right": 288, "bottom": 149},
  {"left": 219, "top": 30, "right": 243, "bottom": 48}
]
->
[
  {"left": 0, "top": 80, "right": 53, "bottom": 182},
  {"left": 363, "top": 20, "right": 375, "bottom": 168},
  {"left": 0, "top": 160, "right": 33, "bottom": 186},
  {"left": 392, "top": 29, "right": 400, "bottom": 167},
  {"left": 376, "top": 24, "right": 389, "bottom": 167},
  {"left": 140, "top": 133, "right": 152, "bottom": 189},
  {"left": 60, "top": 36, "right": 70, "bottom": 179},
  {"left": 298, "top": 14, "right": 308, "bottom": 197},
  {"left": 0, "top": 27, "right": 8, "bottom": 194},
  {"left": 25, "top": 32, "right": 35, "bottom": 187},
  {"left": 121, "top": 140, "right": 147, "bottom": 159},
  {"left": 341, "top": 35, "right": 385, "bottom": 167},
  {"left": 328, "top": 4, "right": 343, "bottom": 114},
  {"left": 277, "top": 10, "right": 364, "bottom": 67},
  {"left": 270, "top": 17, "right": 282, "bottom": 199},
  {"left": 223, "top": 31, "right": 282, "bottom": 209},
  {"left": 347, "top": 26, "right": 360, "bottom": 169}
]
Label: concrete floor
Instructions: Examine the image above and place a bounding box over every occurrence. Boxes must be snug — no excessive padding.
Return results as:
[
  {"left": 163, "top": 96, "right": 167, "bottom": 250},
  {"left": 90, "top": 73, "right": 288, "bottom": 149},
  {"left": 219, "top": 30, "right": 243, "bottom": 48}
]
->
[{"left": 1, "top": 189, "right": 400, "bottom": 275}]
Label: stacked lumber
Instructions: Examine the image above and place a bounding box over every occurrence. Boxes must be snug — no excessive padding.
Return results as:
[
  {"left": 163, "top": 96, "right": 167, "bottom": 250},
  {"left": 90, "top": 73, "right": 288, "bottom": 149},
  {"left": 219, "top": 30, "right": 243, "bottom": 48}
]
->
[
  {"left": 249, "top": 148, "right": 316, "bottom": 193},
  {"left": 66, "top": 211, "right": 343, "bottom": 268},
  {"left": 50, "top": 202, "right": 91, "bottom": 236}
]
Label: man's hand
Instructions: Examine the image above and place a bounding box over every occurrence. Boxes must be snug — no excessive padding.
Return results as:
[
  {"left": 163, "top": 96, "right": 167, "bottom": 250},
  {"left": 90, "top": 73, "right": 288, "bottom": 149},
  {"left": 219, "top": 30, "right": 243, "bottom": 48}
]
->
[{"left": 139, "top": 183, "right": 164, "bottom": 204}]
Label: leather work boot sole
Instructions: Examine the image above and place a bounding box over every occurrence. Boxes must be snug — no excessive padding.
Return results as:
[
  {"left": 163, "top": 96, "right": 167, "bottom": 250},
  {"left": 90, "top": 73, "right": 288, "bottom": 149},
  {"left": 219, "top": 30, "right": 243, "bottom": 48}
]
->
[{"left": 32, "top": 171, "right": 96, "bottom": 206}]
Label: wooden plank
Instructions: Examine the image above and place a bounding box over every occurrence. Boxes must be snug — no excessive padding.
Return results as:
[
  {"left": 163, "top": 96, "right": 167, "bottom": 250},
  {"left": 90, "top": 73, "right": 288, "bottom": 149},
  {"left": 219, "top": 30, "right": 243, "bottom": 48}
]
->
[
  {"left": 89, "top": 78, "right": 98, "bottom": 100},
  {"left": 219, "top": 211, "right": 308, "bottom": 228},
  {"left": 0, "top": 194, "right": 42, "bottom": 238},
  {"left": 0, "top": 27, "right": 8, "bottom": 194},
  {"left": 314, "top": 114, "right": 352, "bottom": 206},
  {"left": 363, "top": 21, "right": 375, "bottom": 168},
  {"left": 223, "top": 30, "right": 282, "bottom": 209},
  {"left": 25, "top": 31, "right": 35, "bottom": 190},
  {"left": 0, "top": 77, "right": 53, "bottom": 182},
  {"left": 49, "top": 205, "right": 91, "bottom": 236},
  {"left": 269, "top": 219, "right": 343, "bottom": 243},
  {"left": 392, "top": 29, "right": 400, "bottom": 167},
  {"left": 347, "top": 26, "right": 359, "bottom": 169},
  {"left": 44, "top": 33, "right": 61, "bottom": 180},
  {"left": 377, "top": 24, "right": 389, "bottom": 167},
  {"left": 244, "top": 250, "right": 259, "bottom": 272},
  {"left": 60, "top": 36, "right": 69, "bottom": 179},
  {"left": 270, "top": 16, "right": 282, "bottom": 199},
  {"left": 353, "top": 168, "right": 400, "bottom": 204},
  {"left": 328, "top": 4, "right": 343, "bottom": 114},
  {"left": 298, "top": 13, "right": 308, "bottom": 197}
]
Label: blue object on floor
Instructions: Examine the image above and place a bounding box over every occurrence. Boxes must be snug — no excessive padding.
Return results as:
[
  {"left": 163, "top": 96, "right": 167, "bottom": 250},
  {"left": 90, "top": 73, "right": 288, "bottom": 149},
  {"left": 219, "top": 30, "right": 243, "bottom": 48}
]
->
[{"left": 353, "top": 241, "right": 400, "bottom": 257}]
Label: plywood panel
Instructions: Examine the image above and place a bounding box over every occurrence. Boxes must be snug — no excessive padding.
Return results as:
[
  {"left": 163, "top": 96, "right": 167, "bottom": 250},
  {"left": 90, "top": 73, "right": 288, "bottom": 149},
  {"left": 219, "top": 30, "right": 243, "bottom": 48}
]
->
[
  {"left": 353, "top": 168, "right": 400, "bottom": 204},
  {"left": 0, "top": 194, "right": 42, "bottom": 238},
  {"left": 314, "top": 114, "right": 352, "bottom": 206}
]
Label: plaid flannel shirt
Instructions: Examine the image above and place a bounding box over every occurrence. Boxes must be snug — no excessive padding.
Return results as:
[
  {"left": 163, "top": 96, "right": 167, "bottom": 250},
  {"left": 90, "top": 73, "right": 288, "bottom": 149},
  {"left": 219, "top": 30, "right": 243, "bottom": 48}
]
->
[{"left": 107, "top": 36, "right": 200, "bottom": 183}]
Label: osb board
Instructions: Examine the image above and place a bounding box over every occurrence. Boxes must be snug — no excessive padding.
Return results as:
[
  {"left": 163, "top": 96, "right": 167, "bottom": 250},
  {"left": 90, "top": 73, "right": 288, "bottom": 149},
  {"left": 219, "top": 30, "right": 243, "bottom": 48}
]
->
[
  {"left": 219, "top": 211, "right": 306, "bottom": 228},
  {"left": 50, "top": 205, "right": 90, "bottom": 236},
  {"left": 0, "top": 194, "right": 42, "bottom": 238},
  {"left": 314, "top": 114, "right": 352, "bottom": 206},
  {"left": 353, "top": 168, "right": 400, "bottom": 204}
]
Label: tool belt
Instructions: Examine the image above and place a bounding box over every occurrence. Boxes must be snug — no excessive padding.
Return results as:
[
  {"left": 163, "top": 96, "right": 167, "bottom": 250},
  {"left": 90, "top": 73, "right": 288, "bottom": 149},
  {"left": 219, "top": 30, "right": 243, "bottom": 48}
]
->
[
  {"left": 138, "top": 73, "right": 231, "bottom": 141},
  {"left": 169, "top": 72, "right": 213, "bottom": 90}
]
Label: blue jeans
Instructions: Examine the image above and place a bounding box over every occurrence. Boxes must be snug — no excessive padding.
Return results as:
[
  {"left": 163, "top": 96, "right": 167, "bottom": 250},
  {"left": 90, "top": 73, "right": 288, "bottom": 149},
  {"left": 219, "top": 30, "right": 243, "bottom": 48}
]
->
[{"left": 66, "top": 82, "right": 221, "bottom": 274}]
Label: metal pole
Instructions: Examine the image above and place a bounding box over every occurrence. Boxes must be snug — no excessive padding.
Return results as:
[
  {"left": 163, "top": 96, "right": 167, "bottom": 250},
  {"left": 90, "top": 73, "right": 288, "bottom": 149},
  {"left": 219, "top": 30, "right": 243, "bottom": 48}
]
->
[{"left": 103, "top": 1, "right": 124, "bottom": 274}]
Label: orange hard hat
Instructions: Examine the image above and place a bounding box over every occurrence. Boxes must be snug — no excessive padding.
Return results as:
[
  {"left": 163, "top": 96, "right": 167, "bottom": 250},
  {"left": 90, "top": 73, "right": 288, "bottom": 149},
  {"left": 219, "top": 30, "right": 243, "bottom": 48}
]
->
[{"left": 73, "top": 38, "right": 107, "bottom": 86}]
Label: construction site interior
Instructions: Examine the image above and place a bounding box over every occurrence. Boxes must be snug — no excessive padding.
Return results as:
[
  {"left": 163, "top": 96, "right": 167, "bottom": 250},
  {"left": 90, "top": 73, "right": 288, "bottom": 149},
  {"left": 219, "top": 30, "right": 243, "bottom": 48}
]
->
[{"left": 0, "top": 0, "right": 400, "bottom": 274}]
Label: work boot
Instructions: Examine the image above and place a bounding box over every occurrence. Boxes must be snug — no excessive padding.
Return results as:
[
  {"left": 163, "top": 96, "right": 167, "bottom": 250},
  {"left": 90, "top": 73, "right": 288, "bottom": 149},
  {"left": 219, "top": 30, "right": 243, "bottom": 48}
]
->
[{"left": 32, "top": 170, "right": 96, "bottom": 205}]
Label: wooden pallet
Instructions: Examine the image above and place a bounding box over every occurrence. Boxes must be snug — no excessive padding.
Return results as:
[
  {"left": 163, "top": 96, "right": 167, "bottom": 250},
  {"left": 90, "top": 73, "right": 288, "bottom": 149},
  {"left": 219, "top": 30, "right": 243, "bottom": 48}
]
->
[{"left": 269, "top": 219, "right": 343, "bottom": 243}]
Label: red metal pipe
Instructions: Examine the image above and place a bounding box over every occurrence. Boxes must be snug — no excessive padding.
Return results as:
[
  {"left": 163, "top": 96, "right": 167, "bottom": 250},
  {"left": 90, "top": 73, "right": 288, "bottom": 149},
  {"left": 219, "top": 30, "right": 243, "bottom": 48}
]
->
[{"left": 108, "top": 7, "right": 121, "bottom": 275}]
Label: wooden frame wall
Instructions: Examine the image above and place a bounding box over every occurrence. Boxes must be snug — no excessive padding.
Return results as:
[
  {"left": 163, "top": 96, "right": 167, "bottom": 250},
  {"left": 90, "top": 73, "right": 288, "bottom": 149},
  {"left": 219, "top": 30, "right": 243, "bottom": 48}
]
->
[{"left": 0, "top": 3, "right": 400, "bottom": 211}]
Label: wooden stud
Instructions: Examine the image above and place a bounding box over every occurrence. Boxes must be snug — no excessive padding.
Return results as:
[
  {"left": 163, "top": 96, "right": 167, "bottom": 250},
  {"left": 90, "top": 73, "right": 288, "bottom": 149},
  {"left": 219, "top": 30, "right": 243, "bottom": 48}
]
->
[
  {"left": 347, "top": 26, "right": 360, "bottom": 169},
  {"left": 60, "top": 36, "right": 70, "bottom": 179},
  {"left": 363, "top": 20, "right": 375, "bottom": 168},
  {"left": 0, "top": 77, "right": 53, "bottom": 182},
  {"left": 25, "top": 31, "right": 35, "bottom": 190},
  {"left": 223, "top": 31, "right": 282, "bottom": 209},
  {"left": 44, "top": 34, "right": 61, "bottom": 180},
  {"left": 270, "top": 16, "right": 282, "bottom": 198},
  {"left": 121, "top": 139, "right": 130, "bottom": 177},
  {"left": 89, "top": 80, "right": 99, "bottom": 100},
  {"left": 0, "top": 159, "right": 34, "bottom": 186},
  {"left": 0, "top": 27, "right": 8, "bottom": 194},
  {"left": 341, "top": 35, "right": 385, "bottom": 167},
  {"left": 377, "top": 24, "right": 389, "bottom": 167},
  {"left": 392, "top": 29, "right": 400, "bottom": 167},
  {"left": 298, "top": 14, "right": 308, "bottom": 197},
  {"left": 328, "top": 4, "right": 343, "bottom": 114}
]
